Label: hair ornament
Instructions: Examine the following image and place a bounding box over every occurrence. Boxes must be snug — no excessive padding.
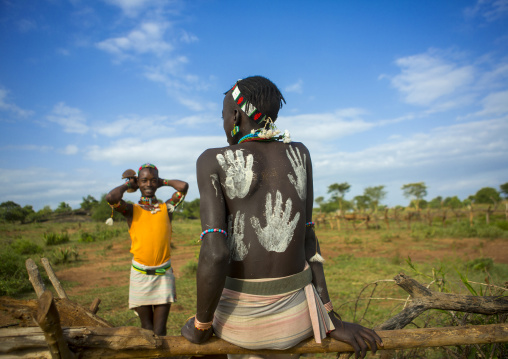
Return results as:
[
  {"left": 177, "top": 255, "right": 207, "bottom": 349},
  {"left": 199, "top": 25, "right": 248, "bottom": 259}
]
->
[
  {"left": 231, "top": 82, "right": 267, "bottom": 125},
  {"left": 138, "top": 163, "right": 158, "bottom": 175}
]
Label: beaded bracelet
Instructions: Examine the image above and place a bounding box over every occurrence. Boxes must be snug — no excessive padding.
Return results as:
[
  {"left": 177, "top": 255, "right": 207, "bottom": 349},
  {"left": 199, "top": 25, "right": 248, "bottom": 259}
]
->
[
  {"left": 108, "top": 202, "right": 121, "bottom": 208},
  {"left": 200, "top": 228, "right": 227, "bottom": 241},
  {"left": 124, "top": 179, "right": 132, "bottom": 188},
  {"left": 324, "top": 301, "right": 333, "bottom": 313},
  {"left": 162, "top": 179, "right": 171, "bottom": 186},
  {"left": 305, "top": 221, "right": 315, "bottom": 227},
  {"left": 194, "top": 316, "right": 213, "bottom": 331}
]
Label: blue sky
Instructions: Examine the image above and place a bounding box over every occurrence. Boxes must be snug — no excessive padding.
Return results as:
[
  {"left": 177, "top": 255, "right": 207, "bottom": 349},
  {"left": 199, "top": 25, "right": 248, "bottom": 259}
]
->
[{"left": 1, "top": 0, "right": 507, "bottom": 211}]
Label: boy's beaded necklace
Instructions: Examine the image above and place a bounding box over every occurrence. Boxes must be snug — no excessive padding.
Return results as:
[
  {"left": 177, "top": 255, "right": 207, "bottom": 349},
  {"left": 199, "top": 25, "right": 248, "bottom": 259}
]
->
[{"left": 138, "top": 196, "right": 161, "bottom": 214}]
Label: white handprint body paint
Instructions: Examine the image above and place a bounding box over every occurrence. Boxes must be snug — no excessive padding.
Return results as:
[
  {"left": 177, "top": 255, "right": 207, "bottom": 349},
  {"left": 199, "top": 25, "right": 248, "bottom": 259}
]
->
[
  {"left": 216, "top": 149, "right": 253, "bottom": 199},
  {"left": 227, "top": 211, "right": 249, "bottom": 261},
  {"left": 210, "top": 174, "right": 219, "bottom": 197},
  {"left": 287, "top": 146, "right": 307, "bottom": 201},
  {"left": 250, "top": 191, "right": 300, "bottom": 253}
]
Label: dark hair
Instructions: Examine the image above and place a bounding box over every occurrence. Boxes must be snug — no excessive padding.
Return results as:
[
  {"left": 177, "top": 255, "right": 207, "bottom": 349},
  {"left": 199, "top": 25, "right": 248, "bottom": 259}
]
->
[{"left": 227, "top": 76, "right": 286, "bottom": 122}]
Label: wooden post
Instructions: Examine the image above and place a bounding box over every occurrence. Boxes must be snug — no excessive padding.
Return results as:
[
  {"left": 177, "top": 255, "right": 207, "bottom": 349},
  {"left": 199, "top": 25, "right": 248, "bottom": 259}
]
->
[
  {"left": 25, "top": 258, "right": 46, "bottom": 298},
  {"left": 469, "top": 205, "right": 474, "bottom": 227},
  {"left": 36, "top": 290, "right": 75, "bottom": 359},
  {"left": 41, "top": 258, "right": 68, "bottom": 299},
  {"left": 89, "top": 298, "right": 101, "bottom": 315},
  {"left": 384, "top": 208, "right": 390, "bottom": 230}
]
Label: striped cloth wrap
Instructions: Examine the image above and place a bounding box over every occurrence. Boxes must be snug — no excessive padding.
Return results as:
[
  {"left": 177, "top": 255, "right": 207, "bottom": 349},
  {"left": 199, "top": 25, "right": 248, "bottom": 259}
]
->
[
  {"left": 128, "top": 259, "right": 176, "bottom": 309},
  {"left": 212, "top": 264, "right": 334, "bottom": 350}
]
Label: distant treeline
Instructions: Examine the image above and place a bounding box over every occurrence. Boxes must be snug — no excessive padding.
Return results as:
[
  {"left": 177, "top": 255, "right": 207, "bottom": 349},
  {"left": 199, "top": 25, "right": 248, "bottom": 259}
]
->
[{"left": 1, "top": 181, "right": 506, "bottom": 223}]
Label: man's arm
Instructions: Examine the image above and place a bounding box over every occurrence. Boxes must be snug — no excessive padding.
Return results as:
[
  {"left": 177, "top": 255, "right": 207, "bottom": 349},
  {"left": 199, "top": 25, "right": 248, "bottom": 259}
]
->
[
  {"left": 105, "top": 178, "right": 136, "bottom": 221},
  {"left": 302, "top": 145, "right": 383, "bottom": 359},
  {"left": 181, "top": 150, "right": 230, "bottom": 344}
]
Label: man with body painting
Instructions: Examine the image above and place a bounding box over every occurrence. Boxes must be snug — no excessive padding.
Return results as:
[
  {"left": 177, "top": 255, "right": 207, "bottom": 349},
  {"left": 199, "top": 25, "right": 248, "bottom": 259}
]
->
[
  {"left": 106, "top": 164, "right": 188, "bottom": 336},
  {"left": 181, "top": 76, "right": 383, "bottom": 359}
]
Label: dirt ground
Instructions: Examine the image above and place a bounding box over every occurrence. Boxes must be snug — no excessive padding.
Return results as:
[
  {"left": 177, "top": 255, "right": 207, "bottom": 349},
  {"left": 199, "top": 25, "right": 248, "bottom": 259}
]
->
[{"left": 54, "top": 228, "right": 508, "bottom": 299}]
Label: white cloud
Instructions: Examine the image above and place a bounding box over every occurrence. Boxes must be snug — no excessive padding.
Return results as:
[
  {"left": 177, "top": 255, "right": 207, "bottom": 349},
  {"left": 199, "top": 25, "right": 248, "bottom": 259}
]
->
[
  {"left": 285, "top": 79, "right": 303, "bottom": 94},
  {"left": 277, "top": 108, "right": 373, "bottom": 144},
  {"left": 17, "top": 19, "right": 36, "bottom": 33},
  {"left": 464, "top": 0, "right": 508, "bottom": 22},
  {"left": 46, "top": 102, "right": 89, "bottom": 134},
  {"left": 389, "top": 51, "right": 474, "bottom": 106},
  {"left": 476, "top": 90, "right": 508, "bottom": 116},
  {"left": 104, "top": 0, "right": 152, "bottom": 17},
  {"left": 180, "top": 30, "right": 198, "bottom": 43},
  {"left": 96, "top": 21, "right": 172, "bottom": 57},
  {"left": 85, "top": 136, "right": 226, "bottom": 166},
  {"left": 0, "top": 88, "right": 34, "bottom": 117},
  {"left": 94, "top": 114, "right": 173, "bottom": 137},
  {"left": 60, "top": 145, "right": 79, "bottom": 155}
]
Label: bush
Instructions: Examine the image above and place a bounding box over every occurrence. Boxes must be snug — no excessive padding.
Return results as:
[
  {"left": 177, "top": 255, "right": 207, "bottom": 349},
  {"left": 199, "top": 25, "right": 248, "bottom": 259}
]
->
[
  {"left": 51, "top": 247, "right": 79, "bottom": 265},
  {"left": 44, "top": 232, "right": 70, "bottom": 246},
  {"left": 79, "top": 228, "right": 121, "bottom": 243},
  {"left": 466, "top": 257, "right": 494, "bottom": 271},
  {"left": 0, "top": 247, "right": 34, "bottom": 296},
  {"left": 11, "top": 239, "right": 43, "bottom": 255}
]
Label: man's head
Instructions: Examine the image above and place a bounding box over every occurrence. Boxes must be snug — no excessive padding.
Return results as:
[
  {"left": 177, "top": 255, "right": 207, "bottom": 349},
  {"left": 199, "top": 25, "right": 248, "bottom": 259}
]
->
[
  {"left": 137, "top": 163, "right": 158, "bottom": 198},
  {"left": 226, "top": 76, "right": 286, "bottom": 124}
]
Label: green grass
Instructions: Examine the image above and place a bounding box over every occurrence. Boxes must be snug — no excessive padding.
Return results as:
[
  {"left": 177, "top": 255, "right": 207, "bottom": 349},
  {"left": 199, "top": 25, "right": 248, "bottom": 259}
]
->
[{"left": 2, "top": 217, "right": 507, "bottom": 358}]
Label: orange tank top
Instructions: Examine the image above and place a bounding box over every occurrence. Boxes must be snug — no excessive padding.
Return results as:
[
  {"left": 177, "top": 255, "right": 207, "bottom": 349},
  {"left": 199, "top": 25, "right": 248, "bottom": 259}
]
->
[{"left": 129, "top": 203, "right": 172, "bottom": 266}]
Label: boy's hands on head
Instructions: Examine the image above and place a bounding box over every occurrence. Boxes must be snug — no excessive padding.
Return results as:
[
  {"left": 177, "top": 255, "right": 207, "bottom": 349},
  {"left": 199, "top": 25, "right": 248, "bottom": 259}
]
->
[{"left": 122, "top": 169, "right": 138, "bottom": 193}]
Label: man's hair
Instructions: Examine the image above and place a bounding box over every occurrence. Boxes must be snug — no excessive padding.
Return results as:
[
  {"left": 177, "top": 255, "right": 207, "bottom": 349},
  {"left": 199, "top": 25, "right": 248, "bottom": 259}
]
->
[{"left": 231, "top": 76, "right": 286, "bottom": 122}]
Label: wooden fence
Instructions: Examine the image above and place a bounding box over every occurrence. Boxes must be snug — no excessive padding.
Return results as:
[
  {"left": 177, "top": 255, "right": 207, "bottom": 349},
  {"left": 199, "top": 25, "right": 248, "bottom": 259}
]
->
[{"left": 0, "top": 258, "right": 506, "bottom": 358}]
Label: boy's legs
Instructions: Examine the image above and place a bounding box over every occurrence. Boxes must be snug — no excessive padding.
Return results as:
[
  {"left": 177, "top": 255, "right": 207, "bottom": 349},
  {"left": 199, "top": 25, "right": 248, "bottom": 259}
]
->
[
  {"left": 135, "top": 304, "right": 171, "bottom": 336},
  {"left": 153, "top": 303, "right": 171, "bottom": 336}
]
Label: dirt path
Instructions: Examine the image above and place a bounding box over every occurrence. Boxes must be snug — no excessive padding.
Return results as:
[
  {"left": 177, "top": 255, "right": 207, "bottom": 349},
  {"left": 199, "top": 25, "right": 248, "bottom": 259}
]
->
[
  {"left": 55, "top": 228, "right": 508, "bottom": 299},
  {"left": 56, "top": 239, "right": 197, "bottom": 298}
]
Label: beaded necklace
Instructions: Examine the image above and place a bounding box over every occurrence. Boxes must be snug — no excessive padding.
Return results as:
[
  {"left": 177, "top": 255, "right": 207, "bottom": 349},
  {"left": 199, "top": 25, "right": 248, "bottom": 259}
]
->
[
  {"left": 238, "top": 129, "right": 291, "bottom": 144},
  {"left": 138, "top": 196, "right": 161, "bottom": 214}
]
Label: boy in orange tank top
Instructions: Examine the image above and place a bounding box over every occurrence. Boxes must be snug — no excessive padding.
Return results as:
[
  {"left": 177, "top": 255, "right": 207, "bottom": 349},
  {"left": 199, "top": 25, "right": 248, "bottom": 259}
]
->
[{"left": 106, "top": 163, "right": 188, "bottom": 336}]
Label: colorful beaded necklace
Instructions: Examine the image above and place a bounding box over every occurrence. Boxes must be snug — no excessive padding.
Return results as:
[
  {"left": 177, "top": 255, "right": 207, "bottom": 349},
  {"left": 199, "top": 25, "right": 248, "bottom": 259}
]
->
[
  {"left": 238, "top": 128, "right": 291, "bottom": 144},
  {"left": 138, "top": 196, "right": 161, "bottom": 214}
]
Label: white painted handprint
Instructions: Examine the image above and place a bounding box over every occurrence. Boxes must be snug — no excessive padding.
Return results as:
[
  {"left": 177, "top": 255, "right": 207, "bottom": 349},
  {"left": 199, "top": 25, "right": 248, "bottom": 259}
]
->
[
  {"left": 287, "top": 146, "right": 307, "bottom": 201},
  {"left": 216, "top": 149, "right": 253, "bottom": 199},
  {"left": 250, "top": 191, "right": 300, "bottom": 253},
  {"left": 227, "top": 211, "right": 249, "bottom": 261},
  {"left": 210, "top": 174, "right": 220, "bottom": 197}
]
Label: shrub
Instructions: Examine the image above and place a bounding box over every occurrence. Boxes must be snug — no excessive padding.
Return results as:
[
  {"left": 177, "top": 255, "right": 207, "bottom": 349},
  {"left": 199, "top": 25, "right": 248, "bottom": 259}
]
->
[
  {"left": 44, "top": 232, "right": 70, "bottom": 246},
  {"left": 11, "top": 239, "right": 43, "bottom": 255},
  {"left": 51, "top": 247, "right": 79, "bottom": 265},
  {"left": 0, "top": 247, "right": 34, "bottom": 296},
  {"left": 466, "top": 257, "right": 494, "bottom": 271}
]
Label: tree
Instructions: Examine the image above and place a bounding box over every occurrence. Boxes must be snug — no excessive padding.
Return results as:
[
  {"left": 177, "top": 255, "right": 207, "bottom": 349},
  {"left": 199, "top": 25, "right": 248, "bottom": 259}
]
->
[
  {"left": 363, "top": 185, "right": 387, "bottom": 212},
  {"left": 353, "top": 195, "right": 371, "bottom": 212},
  {"left": 500, "top": 182, "right": 508, "bottom": 199},
  {"left": 91, "top": 194, "right": 124, "bottom": 222},
  {"left": 81, "top": 195, "right": 99, "bottom": 210},
  {"left": 474, "top": 187, "right": 501, "bottom": 204},
  {"left": 55, "top": 202, "right": 72, "bottom": 213},
  {"left": 328, "top": 182, "right": 350, "bottom": 211},
  {"left": 175, "top": 198, "right": 200, "bottom": 219},
  {"left": 429, "top": 196, "right": 443, "bottom": 209},
  {"left": 401, "top": 182, "right": 427, "bottom": 211},
  {"left": 443, "top": 196, "right": 462, "bottom": 209},
  {"left": 0, "top": 201, "right": 32, "bottom": 223}
]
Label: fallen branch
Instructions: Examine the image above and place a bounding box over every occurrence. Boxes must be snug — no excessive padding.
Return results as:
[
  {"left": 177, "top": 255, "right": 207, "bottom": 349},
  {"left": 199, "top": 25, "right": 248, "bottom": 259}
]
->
[
  {"left": 1, "top": 323, "right": 506, "bottom": 358},
  {"left": 378, "top": 273, "right": 508, "bottom": 330}
]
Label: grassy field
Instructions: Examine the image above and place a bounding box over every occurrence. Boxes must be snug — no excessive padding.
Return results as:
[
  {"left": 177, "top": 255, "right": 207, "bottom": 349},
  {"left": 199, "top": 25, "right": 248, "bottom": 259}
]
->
[{"left": 1, "top": 215, "right": 507, "bottom": 358}]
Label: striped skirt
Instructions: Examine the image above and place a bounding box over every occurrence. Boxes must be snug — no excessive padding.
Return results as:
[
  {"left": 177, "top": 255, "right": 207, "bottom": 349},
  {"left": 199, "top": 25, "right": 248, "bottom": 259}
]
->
[
  {"left": 128, "top": 259, "right": 176, "bottom": 309},
  {"left": 213, "top": 268, "right": 334, "bottom": 350}
]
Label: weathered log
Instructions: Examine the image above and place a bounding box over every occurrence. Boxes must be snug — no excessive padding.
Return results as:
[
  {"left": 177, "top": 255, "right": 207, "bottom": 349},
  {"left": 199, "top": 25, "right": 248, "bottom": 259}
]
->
[
  {"left": 378, "top": 273, "right": 508, "bottom": 330},
  {"left": 89, "top": 298, "right": 101, "bottom": 314},
  {"left": 35, "top": 290, "right": 75, "bottom": 359},
  {"left": 25, "top": 258, "right": 46, "bottom": 298},
  {"left": 1, "top": 324, "right": 506, "bottom": 358},
  {"left": 41, "top": 258, "right": 68, "bottom": 299}
]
